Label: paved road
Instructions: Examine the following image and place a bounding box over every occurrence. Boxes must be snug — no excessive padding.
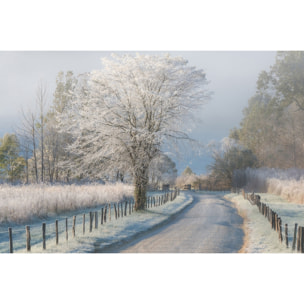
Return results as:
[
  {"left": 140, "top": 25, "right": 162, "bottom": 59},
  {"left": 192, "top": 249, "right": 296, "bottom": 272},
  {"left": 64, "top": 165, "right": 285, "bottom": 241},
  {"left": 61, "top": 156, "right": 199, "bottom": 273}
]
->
[{"left": 100, "top": 192, "right": 244, "bottom": 253}]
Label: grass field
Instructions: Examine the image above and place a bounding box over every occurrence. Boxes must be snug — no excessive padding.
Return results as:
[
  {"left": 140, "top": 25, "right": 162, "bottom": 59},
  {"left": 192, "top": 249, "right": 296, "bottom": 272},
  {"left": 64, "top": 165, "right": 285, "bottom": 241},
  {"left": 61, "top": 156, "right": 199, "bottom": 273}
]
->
[{"left": 0, "top": 183, "right": 133, "bottom": 225}]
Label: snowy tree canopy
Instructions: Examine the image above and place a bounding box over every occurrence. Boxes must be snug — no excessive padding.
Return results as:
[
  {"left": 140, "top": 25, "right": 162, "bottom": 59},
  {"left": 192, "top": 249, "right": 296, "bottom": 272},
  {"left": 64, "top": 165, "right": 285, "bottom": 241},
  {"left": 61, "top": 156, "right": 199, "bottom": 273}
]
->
[{"left": 57, "top": 53, "right": 210, "bottom": 209}]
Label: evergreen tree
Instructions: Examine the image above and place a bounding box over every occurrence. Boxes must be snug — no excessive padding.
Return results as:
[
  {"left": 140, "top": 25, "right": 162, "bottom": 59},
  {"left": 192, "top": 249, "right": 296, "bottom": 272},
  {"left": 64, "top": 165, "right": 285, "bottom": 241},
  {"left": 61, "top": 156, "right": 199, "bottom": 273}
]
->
[{"left": 0, "top": 134, "right": 25, "bottom": 183}]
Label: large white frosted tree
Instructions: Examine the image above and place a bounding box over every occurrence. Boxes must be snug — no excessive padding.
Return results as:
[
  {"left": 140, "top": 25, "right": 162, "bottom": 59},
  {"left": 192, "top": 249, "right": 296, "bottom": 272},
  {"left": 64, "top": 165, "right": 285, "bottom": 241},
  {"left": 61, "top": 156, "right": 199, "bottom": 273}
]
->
[{"left": 57, "top": 53, "right": 209, "bottom": 210}]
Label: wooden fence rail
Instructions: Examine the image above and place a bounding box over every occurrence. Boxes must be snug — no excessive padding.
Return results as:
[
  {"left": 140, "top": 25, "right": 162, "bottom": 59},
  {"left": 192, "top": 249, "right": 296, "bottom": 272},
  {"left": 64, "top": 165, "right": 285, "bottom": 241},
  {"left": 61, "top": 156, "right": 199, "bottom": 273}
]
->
[{"left": 6, "top": 190, "right": 179, "bottom": 253}]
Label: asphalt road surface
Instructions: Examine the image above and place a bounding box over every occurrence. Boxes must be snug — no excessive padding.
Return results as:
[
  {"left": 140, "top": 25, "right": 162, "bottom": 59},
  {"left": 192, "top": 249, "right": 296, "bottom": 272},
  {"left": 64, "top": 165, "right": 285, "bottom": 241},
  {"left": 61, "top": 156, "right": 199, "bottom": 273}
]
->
[{"left": 99, "top": 192, "right": 244, "bottom": 253}]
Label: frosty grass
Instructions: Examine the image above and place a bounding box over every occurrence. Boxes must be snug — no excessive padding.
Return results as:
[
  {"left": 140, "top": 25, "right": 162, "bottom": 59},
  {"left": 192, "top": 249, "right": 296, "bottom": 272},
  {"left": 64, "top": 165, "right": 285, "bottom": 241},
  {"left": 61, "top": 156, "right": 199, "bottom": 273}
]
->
[
  {"left": 0, "top": 191, "right": 193, "bottom": 253},
  {"left": 225, "top": 192, "right": 304, "bottom": 253}
]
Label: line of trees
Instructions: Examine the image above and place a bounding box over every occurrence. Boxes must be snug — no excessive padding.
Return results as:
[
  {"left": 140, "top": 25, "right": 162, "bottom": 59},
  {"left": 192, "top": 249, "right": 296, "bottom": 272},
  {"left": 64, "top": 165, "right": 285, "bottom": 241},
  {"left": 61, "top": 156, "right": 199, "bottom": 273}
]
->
[
  {"left": 207, "top": 51, "right": 304, "bottom": 188},
  {"left": 0, "top": 72, "right": 76, "bottom": 184},
  {"left": 230, "top": 51, "right": 304, "bottom": 169},
  {"left": 1, "top": 74, "right": 179, "bottom": 186},
  {"left": 9, "top": 72, "right": 78, "bottom": 184}
]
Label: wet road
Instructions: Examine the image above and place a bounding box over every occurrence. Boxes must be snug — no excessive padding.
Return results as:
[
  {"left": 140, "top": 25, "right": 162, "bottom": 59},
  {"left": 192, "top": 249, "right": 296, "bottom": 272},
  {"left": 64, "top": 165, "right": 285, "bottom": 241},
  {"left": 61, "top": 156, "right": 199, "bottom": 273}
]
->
[{"left": 101, "top": 192, "right": 244, "bottom": 253}]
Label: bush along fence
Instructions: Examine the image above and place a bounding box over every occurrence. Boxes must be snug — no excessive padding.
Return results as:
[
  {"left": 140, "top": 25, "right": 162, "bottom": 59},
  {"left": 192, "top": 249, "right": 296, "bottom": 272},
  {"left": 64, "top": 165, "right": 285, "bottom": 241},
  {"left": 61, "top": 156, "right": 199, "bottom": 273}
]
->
[
  {"left": 5, "top": 189, "right": 180, "bottom": 253},
  {"left": 240, "top": 189, "right": 304, "bottom": 253}
]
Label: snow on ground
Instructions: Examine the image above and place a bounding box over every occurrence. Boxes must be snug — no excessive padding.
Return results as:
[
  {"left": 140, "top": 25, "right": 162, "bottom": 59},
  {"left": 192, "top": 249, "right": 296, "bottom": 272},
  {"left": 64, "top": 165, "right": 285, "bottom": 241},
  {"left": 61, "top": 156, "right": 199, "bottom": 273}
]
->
[
  {"left": 3, "top": 186, "right": 300, "bottom": 254},
  {"left": 1, "top": 192, "right": 193, "bottom": 253},
  {"left": 225, "top": 192, "right": 304, "bottom": 253}
]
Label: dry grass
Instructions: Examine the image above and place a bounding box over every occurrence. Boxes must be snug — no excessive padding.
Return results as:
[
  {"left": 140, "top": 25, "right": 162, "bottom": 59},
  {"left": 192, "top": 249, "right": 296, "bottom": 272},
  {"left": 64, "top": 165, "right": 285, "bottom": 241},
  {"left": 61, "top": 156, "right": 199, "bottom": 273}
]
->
[
  {"left": 0, "top": 183, "right": 133, "bottom": 224},
  {"left": 243, "top": 168, "right": 304, "bottom": 204}
]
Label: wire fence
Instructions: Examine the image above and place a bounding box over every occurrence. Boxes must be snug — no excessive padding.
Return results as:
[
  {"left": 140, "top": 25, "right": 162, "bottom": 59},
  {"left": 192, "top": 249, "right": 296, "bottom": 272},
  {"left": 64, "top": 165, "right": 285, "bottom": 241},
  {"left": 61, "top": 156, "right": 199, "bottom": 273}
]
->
[
  {"left": 1, "top": 189, "right": 180, "bottom": 253},
  {"left": 238, "top": 189, "right": 304, "bottom": 253}
]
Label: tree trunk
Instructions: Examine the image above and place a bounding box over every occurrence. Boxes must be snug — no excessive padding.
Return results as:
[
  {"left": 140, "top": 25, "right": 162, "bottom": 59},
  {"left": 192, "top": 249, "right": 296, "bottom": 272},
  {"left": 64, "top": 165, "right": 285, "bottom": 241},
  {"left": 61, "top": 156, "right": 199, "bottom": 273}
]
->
[{"left": 134, "top": 168, "right": 148, "bottom": 211}]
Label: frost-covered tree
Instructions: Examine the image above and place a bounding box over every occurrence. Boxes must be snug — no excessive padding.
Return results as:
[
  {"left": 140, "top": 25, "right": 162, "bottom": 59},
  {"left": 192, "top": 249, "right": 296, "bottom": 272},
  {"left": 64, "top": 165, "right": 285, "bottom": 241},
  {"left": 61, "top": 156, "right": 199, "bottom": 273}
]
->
[
  {"left": 182, "top": 166, "right": 194, "bottom": 176},
  {"left": 44, "top": 71, "right": 78, "bottom": 183},
  {"left": 149, "top": 153, "right": 177, "bottom": 188},
  {"left": 36, "top": 81, "right": 48, "bottom": 183},
  {"left": 18, "top": 108, "right": 39, "bottom": 183},
  {"left": 57, "top": 53, "right": 209, "bottom": 210}
]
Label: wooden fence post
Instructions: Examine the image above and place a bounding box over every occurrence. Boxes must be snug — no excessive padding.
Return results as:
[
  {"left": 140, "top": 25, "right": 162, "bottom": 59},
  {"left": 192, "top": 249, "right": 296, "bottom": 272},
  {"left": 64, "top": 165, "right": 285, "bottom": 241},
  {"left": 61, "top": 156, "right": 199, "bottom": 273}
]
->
[
  {"left": 101, "top": 208, "right": 104, "bottom": 224},
  {"left": 285, "top": 224, "right": 288, "bottom": 248},
  {"left": 301, "top": 227, "right": 304, "bottom": 253},
  {"left": 41, "top": 223, "right": 46, "bottom": 250},
  {"left": 109, "top": 204, "right": 111, "bottom": 221},
  {"left": 278, "top": 218, "right": 282, "bottom": 242},
  {"left": 125, "top": 201, "right": 128, "bottom": 216},
  {"left": 292, "top": 223, "right": 298, "bottom": 251},
  {"left": 89, "top": 212, "right": 93, "bottom": 232},
  {"left": 269, "top": 209, "right": 273, "bottom": 228},
  {"left": 104, "top": 205, "right": 107, "bottom": 223},
  {"left": 8, "top": 227, "right": 13, "bottom": 253},
  {"left": 26, "top": 225, "right": 31, "bottom": 252},
  {"left": 265, "top": 204, "right": 269, "bottom": 218},
  {"left": 129, "top": 200, "right": 131, "bottom": 215},
  {"left": 72, "top": 216, "right": 76, "bottom": 237},
  {"left": 66, "top": 218, "right": 68, "bottom": 241},
  {"left": 83, "top": 214, "right": 85, "bottom": 234},
  {"left": 297, "top": 226, "right": 301, "bottom": 252},
  {"left": 95, "top": 211, "right": 98, "bottom": 229},
  {"left": 121, "top": 202, "right": 123, "bottom": 218},
  {"left": 55, "top": 220, "right": 59, "bottom": 245},
  {"left": 258, "top": 202, "right": 261, "bottom": 213}
]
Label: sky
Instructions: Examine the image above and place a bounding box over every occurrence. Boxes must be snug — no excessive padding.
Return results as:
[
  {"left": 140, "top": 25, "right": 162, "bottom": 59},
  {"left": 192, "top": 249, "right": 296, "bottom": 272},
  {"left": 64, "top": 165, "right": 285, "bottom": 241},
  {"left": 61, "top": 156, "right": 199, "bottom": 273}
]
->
[{"left": 0, "top": 51, "right": 277, "bottom": 173}]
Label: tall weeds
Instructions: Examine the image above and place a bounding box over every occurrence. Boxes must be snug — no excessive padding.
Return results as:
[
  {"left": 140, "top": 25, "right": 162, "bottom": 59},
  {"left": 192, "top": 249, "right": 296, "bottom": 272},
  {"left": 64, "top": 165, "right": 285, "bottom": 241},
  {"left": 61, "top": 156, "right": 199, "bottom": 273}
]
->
[
  {"left": 0, "top": 183, "right": 133, "bottom": 224},
  {"left": 241, "top": 168, "right": 304, "bottom": 204}
]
